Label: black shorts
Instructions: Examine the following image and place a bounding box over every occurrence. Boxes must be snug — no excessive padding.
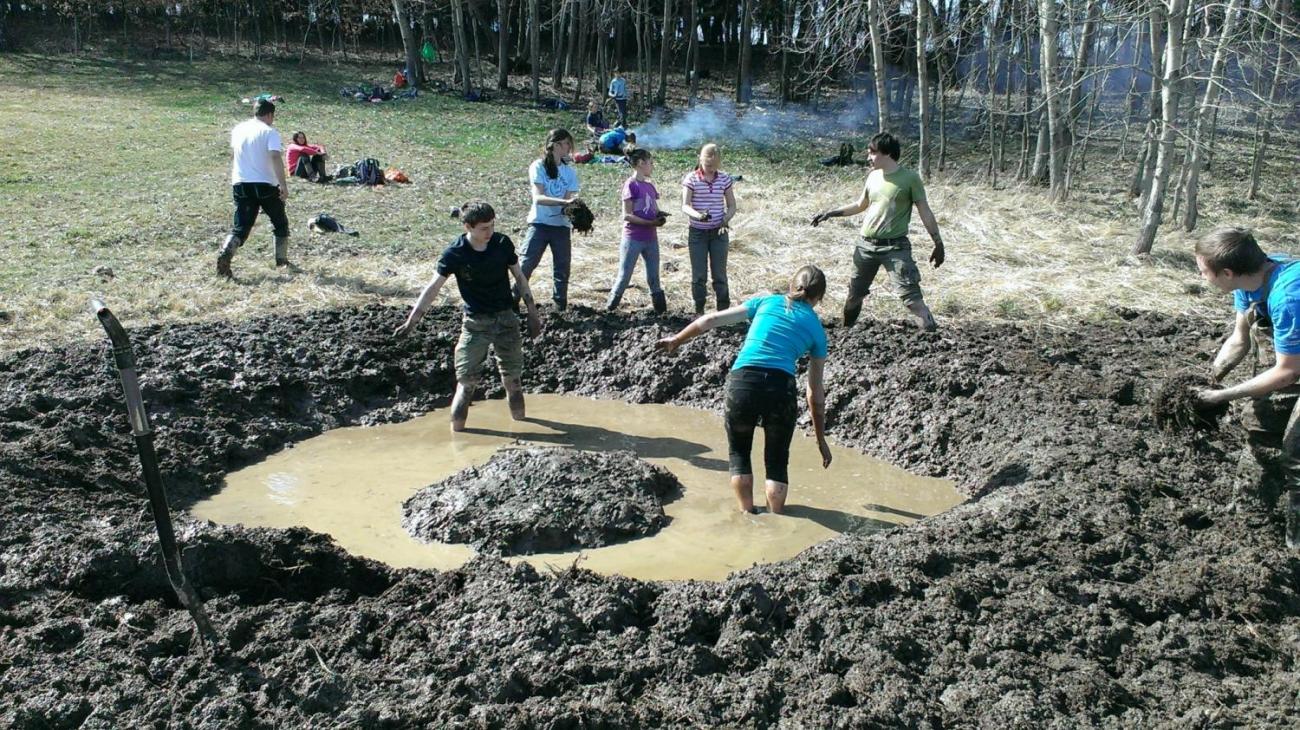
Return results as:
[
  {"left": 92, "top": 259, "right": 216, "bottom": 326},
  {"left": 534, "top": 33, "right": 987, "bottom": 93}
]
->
[{"left": 724, "top": 366, "right": 798, "bottom": 484}]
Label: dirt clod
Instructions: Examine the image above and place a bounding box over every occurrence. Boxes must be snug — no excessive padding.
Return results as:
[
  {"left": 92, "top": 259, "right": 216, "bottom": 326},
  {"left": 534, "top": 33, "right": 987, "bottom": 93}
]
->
[
  {"left": 1152, "top": 371, "right": 1230, "bottom": 431},
  {"left": 403, "top": 446, "right": 681, "bottom": 554}
]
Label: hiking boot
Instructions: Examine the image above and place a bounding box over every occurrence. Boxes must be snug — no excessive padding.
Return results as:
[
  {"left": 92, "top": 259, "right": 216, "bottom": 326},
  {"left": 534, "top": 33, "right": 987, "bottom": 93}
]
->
[
  {"left": 217, "top": 254, "right": 233, "bottom": 278},
  {"left": 842, "top": 304, "right": 862, "bottom": 327},
  {"left": 605, "top": 292, "right": 622, "bottom": 311},
  {"left": 651, "top": 292, "right": 667, "bottom": 315}
]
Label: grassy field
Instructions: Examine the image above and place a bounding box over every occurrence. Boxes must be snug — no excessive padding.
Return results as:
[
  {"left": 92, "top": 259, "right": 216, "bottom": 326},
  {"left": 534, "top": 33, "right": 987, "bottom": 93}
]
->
[{"left": 2, "top": 53, "right": 1298, "bottom": 355}]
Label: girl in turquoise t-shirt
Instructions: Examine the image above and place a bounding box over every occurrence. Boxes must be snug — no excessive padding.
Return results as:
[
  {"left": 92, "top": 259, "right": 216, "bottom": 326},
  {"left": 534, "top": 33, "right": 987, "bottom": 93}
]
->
[{"left": 656, "top": 265, "right": 832, "bottom": 515}]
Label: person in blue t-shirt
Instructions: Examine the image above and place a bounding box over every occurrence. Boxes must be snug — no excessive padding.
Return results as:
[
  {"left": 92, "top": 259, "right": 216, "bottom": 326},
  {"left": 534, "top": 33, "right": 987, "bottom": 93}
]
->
[
  {"left": 608, "top": 71, "right": 629, "bottom": 127},
  {"left": 656, "top": 265, "right": 833, "bottom": 515},
  {"left": 598, "top": 128, "right": 635, "bottom": 155},
  {"left": 1195, "top": 227, "right": 1300, "bottom": 547},
  {"left": 395, "top": 202, "right": 541, "bottom": 433}
]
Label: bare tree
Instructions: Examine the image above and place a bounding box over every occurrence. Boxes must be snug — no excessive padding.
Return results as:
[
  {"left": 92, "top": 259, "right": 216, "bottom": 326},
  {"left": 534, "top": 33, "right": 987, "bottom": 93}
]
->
[
  {"left": 1182, "top": 0, "right": 1243, "bottom": 230},
  {"left": 1040, "top": 0, "right": 1067, "bottom": 201},
  {"left": 1133, "top": 0, "right": 1189, "bottom": 255},
  {"left": 917, "top": 0, "right": 933, "bottom": 177},
  {"left": 737, "top": 0, "right": 754, "bottom": 102},
  {"left": 1249, "top": 0, "right": 1287, "bottom": 200},
  {"left": 392, "top": 1, "right": 423, "bottom": 85},
  {"left": 868, "top": 0, "right": 888, "bottom": 130},
  {"left": 656, "top": 0, "right": 671, "bottom": 106},
  {"left": 530, "top": 0, "right": 541, "bottom": 100},
  {"left": 497, "top": 0, "right": 511, "bottom": 90}
]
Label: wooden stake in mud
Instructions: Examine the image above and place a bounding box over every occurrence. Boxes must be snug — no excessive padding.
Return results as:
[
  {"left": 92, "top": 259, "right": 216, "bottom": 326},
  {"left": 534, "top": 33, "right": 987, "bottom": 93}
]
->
[{"left": 90, "top": 300, "right": 221, "bottom": 651}]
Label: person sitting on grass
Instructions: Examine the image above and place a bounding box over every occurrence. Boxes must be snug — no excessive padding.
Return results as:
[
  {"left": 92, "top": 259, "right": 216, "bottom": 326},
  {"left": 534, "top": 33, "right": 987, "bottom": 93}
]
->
[
  {"left": 395, "top": 201, "right": 542, "bottom": 433},
  {"left": 656, "top": 265, "right": 833, "bottom": 515},
  {"left": 811, "top": 131, "right": 946, "bottom": 331},
  {"left": 585, "top": 101, "right": 609, "bottom": 136},
  {"left": 607, "top": 149, "right": 667, "bottom": 314},
  {"left": 285, "top": 131, "right": 331, "bottom": 183},
  {"left": 1194, "top": 227, "right": 1300, "bottom": 548}
]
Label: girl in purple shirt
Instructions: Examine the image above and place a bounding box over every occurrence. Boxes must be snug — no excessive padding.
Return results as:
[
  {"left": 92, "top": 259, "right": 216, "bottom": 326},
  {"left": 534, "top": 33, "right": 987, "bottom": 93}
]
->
[{"left": 606, "top": 148, "right": 668, "bottom": 313}]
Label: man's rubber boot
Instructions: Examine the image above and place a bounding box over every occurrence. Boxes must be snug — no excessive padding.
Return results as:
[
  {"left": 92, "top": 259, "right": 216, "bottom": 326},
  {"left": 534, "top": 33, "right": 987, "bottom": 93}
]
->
[
  {"left": 1288, "top": 489, "right": 1300, "bottom": 549},
  {"left": 694, "top": 300, "right": 706, "bottom": 316},
  {"left": 605, "top": 292, "right": 622, "bottom": 311},
  {"left": 274, "top": 236, "right": 291, "bottom": 267},
  {"left": 651, "top": 292, "right": 667, "bottom": 315},
  {"left": 842, "top": 303, "right": 862, "bottom": 327},
  {"left": 217, "top": 234, "right": 241, "bottom": 278},
  {"left": 717, "top": 297, "right": 730, "bottom": 312}
]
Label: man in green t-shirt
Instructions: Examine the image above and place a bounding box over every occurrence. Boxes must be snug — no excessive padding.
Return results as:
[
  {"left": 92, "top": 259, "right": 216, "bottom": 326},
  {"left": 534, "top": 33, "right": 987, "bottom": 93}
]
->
[{"left": 811, "top": 132, "right": 947, "bottom": 331}]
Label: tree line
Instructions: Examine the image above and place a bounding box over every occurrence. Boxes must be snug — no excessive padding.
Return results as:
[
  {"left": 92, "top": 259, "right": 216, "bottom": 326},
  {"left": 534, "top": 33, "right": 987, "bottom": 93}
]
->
[{"left": 3, "top": 0, "right": 1297, "bottom": 253}]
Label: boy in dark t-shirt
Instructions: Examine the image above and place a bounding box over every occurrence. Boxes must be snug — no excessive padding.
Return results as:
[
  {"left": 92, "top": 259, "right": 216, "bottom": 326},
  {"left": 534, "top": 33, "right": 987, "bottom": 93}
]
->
[{"left": 395, "top": 202, "right": 542, "bottom": 432}]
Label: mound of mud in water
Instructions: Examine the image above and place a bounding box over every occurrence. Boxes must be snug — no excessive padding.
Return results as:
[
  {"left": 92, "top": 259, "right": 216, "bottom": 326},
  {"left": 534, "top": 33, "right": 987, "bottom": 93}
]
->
[
  {"left": 2, "top": 305, "right": 1299, "bottom": 726},
  {"left": 402, "top": 446, "right": 681, "bottom": 554},
  {"left": 1152, "top": 371, "right": 1230, "bottom": 431}
]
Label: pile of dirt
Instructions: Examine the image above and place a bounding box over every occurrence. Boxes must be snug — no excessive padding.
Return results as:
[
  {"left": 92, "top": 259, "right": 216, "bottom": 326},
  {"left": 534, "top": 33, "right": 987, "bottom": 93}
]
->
[
  {"left": 1, "top": 304, "right": 1298, "bottom": 726},
  {"left": 1151, "top": 371, "right": 1230, "bottom": 430},
  {"left": 402, "top": 446, "right": 681, "bottom": 554}
]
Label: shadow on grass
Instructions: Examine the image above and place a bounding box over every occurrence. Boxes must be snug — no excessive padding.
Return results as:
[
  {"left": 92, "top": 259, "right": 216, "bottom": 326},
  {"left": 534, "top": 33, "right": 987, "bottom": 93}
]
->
[
  {"left": 313, "top": 272, "right": 418, "bottom": 298},
  {"left": 464, "top": 415, "right": 730, "bottom": 472}
]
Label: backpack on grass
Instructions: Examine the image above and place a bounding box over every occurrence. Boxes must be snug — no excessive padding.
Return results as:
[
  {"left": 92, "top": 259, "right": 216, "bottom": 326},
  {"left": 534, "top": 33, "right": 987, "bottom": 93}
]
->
[{"left": 354, "top": 158, "right": 383, "bottom": 186}]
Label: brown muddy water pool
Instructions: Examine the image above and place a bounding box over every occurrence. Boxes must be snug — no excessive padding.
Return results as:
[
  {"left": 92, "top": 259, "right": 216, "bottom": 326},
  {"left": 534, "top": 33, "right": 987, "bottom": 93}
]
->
[{"left": 193, "top": 394, "right": 962, "bottom": 581}]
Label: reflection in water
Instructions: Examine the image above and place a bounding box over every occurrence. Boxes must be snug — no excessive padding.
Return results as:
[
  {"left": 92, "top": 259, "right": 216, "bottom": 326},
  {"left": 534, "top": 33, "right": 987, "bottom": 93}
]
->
[{"left": 192, "top": 394, "right": 963, "bottom": 581}]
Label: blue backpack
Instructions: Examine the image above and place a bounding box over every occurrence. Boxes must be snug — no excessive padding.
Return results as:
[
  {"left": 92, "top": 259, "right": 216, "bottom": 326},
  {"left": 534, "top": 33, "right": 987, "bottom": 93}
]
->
[{"left": 354, "top": 158, "right": 383, "bottom": 186}]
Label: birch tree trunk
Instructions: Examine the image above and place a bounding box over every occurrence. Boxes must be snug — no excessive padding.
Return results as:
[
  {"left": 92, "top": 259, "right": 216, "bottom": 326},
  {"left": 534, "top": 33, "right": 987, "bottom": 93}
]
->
[
  {"left": 687, "top": 0, "right": 701, "bottom": 105},
  {"left": 1133, "top": 0, "right": 1188, "bottom": 255},
  {"left": 917, "top": 0, "right": 932, "bottom": 177},
  {"left": 1248, "top": 0, "right": 1285, "bottom": 201},
  {"left": 1039, "top": 0, "right": 1067, "bottom": 201},
  {"left": 1137, "top": 4, "right": 1167, "bottom": 207},
  {"left": 868, "top": 0, "right": 889, "bottom": 131},
  {"left": 1182, "top": 0, "right": 1242, "bottom": 231}
]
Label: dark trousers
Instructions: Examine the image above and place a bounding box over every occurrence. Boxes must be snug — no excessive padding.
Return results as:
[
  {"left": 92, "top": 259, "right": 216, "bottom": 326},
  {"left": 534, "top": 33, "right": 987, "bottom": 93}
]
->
[
  {"left": 688, "top": 226, "right": 730, "bottom": 309},
  {"left": 614, "top": 97, "right": 628, "bottom": 127},
  {"left": 230, "top": 183, "right": 289, "bottom": 240},
  {"left": 519, "top": 223, "right": 572, "bottom": 308},
  {"left": 292, "top": 154, "right": 328, "bottom": 181},
  {"left": 725, "top": 367, "right": 799, "bottom": 484}
]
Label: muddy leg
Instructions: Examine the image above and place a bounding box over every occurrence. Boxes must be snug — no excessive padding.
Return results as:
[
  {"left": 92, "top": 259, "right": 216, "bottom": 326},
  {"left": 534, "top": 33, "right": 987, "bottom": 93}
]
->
[
  {"left": 450, "top": 380, "right": 476, "bottom": 432},
  {"left": 730, "top": 474, "right": 755, "bottom": 513},
  {"left": 765, "top": 480, "right": 788, "bottom": 514},
  {"left": 503, "top": 376, "right": 526, "bottom": 420},
  {"left": 1281, "top": 398, "right": 1300, "bottom": 549},
  {"left": 906, "top": 300, "right": 938, "bottom": 331}
]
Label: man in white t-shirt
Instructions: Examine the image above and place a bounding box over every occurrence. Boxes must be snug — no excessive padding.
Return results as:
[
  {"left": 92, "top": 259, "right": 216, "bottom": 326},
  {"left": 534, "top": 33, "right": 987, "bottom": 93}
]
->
[{"left": 218, "top": 98, "right": 291, "bottom": 278}]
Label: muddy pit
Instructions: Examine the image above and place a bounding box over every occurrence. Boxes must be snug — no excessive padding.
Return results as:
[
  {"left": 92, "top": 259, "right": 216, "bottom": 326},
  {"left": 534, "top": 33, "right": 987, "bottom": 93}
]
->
[
  {"left": 193, "top": 395, "right": 960, "bottom": 579},
  {"left": 2, "top": 305, "right": 1299, "bottom": 727}
]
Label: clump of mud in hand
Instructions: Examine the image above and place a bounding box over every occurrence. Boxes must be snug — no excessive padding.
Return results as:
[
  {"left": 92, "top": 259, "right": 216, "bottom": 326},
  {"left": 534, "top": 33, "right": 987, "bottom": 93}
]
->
[
  {"left": 1152, "top": 371, "right": 1230, "bottom": 431},
  {"left": 402, "top": 446, "right": 681, "bottom": 554}
]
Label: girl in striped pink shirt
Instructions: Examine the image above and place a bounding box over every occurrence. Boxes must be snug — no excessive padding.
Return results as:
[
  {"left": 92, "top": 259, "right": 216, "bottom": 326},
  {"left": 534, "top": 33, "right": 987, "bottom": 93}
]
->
[{"left": 681, "top": 143, "right": 737, "bottom": 314}]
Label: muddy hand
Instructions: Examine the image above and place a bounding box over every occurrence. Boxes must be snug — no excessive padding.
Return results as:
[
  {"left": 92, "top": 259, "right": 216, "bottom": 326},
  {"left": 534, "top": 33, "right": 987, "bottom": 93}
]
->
[
  {"left": 527, "top": 313, "right": 542, "bottom": 338},
  {"left": 394, "top": 321, "right": 412, "bottom": 338},
  {"left": 930, "top": 246, "right": 946, "bottom": 268},
  {"left": 1195, "top": 388, "right": 1225, "bottom": 407},
  {"left": 810, "top": 211, "right": 831, "bottom": 227},
  {"left": 818, "top": 438, "right": 833, "bottom": 469},
  {"left": 655, "top": 337, "right": 678, "bottom": 354}
]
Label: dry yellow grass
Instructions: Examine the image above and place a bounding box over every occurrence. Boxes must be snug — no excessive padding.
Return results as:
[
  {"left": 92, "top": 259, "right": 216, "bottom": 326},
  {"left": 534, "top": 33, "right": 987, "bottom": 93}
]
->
[{"left": 2, "top": 54, "right": 1297, "bottom": 356}]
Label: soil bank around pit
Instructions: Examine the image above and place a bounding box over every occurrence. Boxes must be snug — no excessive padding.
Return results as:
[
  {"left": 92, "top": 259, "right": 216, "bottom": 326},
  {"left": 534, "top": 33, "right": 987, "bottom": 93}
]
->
[{"left": 2, "top": 304, "right": 1299, "bottom": 727}]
